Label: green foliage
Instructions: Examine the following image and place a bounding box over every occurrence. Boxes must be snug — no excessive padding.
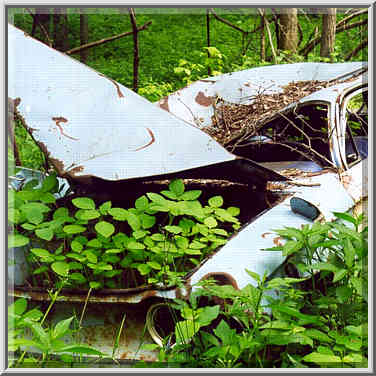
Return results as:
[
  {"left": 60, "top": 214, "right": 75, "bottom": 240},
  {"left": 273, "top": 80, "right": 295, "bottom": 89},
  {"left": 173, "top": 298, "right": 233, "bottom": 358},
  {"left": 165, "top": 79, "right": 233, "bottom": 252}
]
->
[
  {"left": 9, "top": 177, "right": 240, "bottom": 290},
  {"left": 154, "top": 213, "right": 368, "bottom": 368},
  {"left": 8, "top": 296, "right": 107, "bottom": 367}
]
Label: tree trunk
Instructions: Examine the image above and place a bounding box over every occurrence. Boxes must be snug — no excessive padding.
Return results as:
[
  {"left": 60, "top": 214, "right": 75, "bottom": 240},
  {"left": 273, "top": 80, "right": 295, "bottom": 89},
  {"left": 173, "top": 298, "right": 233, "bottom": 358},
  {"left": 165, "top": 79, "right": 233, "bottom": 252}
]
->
[
  {"left": 80, "top": 11, "right": 89, "bottom": 63},
  {"left": 129, "top": 8, "right": 139, "bottom": 92},
  {"left": 278, "top": 8, "right": 298, "bottom": 53},
  {"left": 31, "top": 8, "right": 51, "bottom": 44},
  {"left": 260, "top": 10, "right": 265, "bottom": 61},
  {"left": 53, "top": 8, "right": 69, "bottom": 51},
  {"left": 320, "top": 8, "right": 337, "bottom": 60}
]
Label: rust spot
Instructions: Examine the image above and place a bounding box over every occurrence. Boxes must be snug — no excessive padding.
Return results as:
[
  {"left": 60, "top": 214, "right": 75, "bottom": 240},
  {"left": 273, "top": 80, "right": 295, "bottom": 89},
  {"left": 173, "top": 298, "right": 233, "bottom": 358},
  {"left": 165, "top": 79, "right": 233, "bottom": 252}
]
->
[
  {"left": 98, "top": 73, "right": 125, "bottom": 98},
  {"left": 52, "top": 116, "right": 79, "bottom": 141},
  {"left": 195, "top": 91, "right": 214, "bottom": 107},
  {"left": 341, "top": 173, "right": 352, "bottom": 190},
  {"left": 262, "top": 232, "right": 272, "bottom": 238},
  {"left": 159, "top": 97, "right": 169, "bottom": 112},
  {"left": 134, "top": 128, "right": 155, "bottom": 152},
  {"left": 69, "top": 165, "right": 84, "bottom": 176},
  {"left": 273, "top": 236, "right": 283, "bottom": 247},
  {"left": 200, "top": 272, "right": 238, "bottom": 289}
]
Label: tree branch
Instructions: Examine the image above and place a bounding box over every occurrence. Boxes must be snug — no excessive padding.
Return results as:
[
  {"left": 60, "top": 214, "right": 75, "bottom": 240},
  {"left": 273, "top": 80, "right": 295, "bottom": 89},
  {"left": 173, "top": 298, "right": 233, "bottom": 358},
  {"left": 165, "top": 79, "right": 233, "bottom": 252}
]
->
[
  {"left": 345, "top": 37, "right": 368, "bottom": 60},
  {"left": 258, "top": 8, "right": 277, "bottom": 64},
  {"left": 65, "top": 21, "right": 152, "bottom": 55},
  {"left": 209, "top": 8, "right": 247, "bottom": 34},
  {"left": 300, "top": 18, "right": 367, "bottom": 56}
]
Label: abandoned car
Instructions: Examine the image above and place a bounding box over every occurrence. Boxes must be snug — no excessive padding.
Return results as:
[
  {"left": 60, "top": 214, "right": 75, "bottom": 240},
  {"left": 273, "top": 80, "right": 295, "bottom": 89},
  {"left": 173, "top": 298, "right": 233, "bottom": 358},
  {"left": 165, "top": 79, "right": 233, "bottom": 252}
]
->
[{"left": 8, "top": 23, "right": 368, "bottom": 358}]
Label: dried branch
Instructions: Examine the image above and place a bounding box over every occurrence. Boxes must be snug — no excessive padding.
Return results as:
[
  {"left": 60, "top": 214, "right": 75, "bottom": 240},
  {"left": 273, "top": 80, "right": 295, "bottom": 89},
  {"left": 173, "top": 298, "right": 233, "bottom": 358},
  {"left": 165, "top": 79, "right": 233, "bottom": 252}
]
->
[
  {"left": 336, "top": 8, "right": 368, "bottom": 28},
  {"left": 258, "top": 8, "right": 277, "bottom": 64},
  {"left": 345, "top": 37, "right": 368, "bottom": 60},
  {"left": 65, "top": 21, "right": 152, "bottom": 55},
  {"left": 209, "top": 8, "right": 247, "bottom": 34},
  {"left": 300, "top": 18, "right": 367, "bottom": 56}
]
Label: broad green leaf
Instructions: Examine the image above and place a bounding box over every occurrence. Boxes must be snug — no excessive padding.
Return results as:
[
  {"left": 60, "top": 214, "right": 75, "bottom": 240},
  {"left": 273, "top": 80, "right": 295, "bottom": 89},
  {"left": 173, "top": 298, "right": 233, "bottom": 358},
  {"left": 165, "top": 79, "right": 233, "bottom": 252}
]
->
[
  {"left": 89, "top": 281, "right": 101, "bottom": 289},
  {"left": 344, "top": 238, "right": 356, "bottom": 268},
  {"left": 137, "top": 264, "right": 151, "bottom": 275},
  {"left": 33, "top": 265, "right": 49, "bottom": 275},
  {"left": 9, "top": 298, "right": 27, "bottom": 316},
  {"left": 169, "top": 179, "right": 185, "bottom": 196},
  {"left": 151, "top": 233, "right": 165, "bottom": 242},
  {"left": 345, "top": 324, "right": 367, "bottom": 337},
  {"left": 35, "top": 228, "right": 54, "bottom": 241},
  {"left": 161, "top": 190, "right": 178, "bottom": 200},
  {"left": 336, "top": 285, "right": 353, "bottom": 303},
  {"left": 25, "top": 208, "right": 44, "bottom": 224},
  {"left": 342, "top": 353, "right": 366, "bottom": 363},
  {"left": 69, "top": 273, "right": 86, "bottom": 284},
  {"left": 204, "top": 217, "right": 217, "bottom": 228},
  {"left": 164, "top": 225, "right": 182, "bottom": 234},
  {"left": 198, "top": 305, "right": 220, "bottom": 326},
  {"left": 51, "top": 261, "right": 70, "bottom": 277},
  {"left": 68, "top": 262, "right": 83, "bottom": 270},
  {"left": 333, "top": 269, "right": 347, "bottom": 283},
  {"left": 66, "top": 253, "right": 86, "bottom": 262},
  {"left": 75, "top": 209, "right": 100, "bottom": 221},
  {"left": 333, "top": 211, "right": 357, "bottom": 225},
  {"left": 282, "top": 240, "right": 304, "bottom": 257},
  {"left": 105, "top": 248, "right": 123, "bottom": 254},
  {"left": 213, "top": 319, "right": 237, "bottom": 346},
  {"left": 189, "top": 240, "right": 206, "bottom": 249},
  {"left": 19, "top": 202, "right": 51, "bottom": 214},
  {"left": 39, "top": 192, "right": 56, "bottom": 204},
  {"left": 95, "top": 221, "right": 115, "bottom": 238},
  {"left": 41, "top": 174, "right": 58, "bottom": 193},
  {"left": 21, "top": 223, "right": 36, "bottom": 230},
  {"left": 108, "top": 207, "right": 128, "bottom": 221},
  {"left": 304, "top": 328, "right": 333, "bottom": 343},
  {"left": 53, "top": 207, "right": 69, "bottom": 219},
  {"left": 127, "top": 240, "right": 145, "bottom": 250},
  {"left": 133, "top": 230, "right": 148, "bottom": 240},
  {"left": 175, "top": 236, "right": 189, "bottom": 249},
  {"left": 246, "top": 269, "right": 261, "bottom": 283},
  {"left": 141, "top": 214, "right": 156, "bottom": 229},
  {"left": 181, "top": 190, "right": 202, "bottom": 201},
  {"left": 147, "top": 261, "right": 162, "bottom": 270},
  {"left": 135, "top": 195, "right": 149, "bottom": 211},
  {"left": 146, "top": 192, "right": 167, "bottom": 204},
  {"left": 99, "top": 201, "right": 112, "bottom": 215},
  {"left": 260, "top": 320, "right": 292, "bottom": 330},
  {"left": 214, "top": 208, "right": 238, "bottom": 223},
  {"left": 227, "top": 206, "right": 240, "bottom": 216},
  {"left": 30, "top": 248, "right": 52, "bottom": 259},
  {"left": 86, "top": 238, "right": 102, "bottom": 248},
  {"left": 72, "top": 197, "right": 95, "bottom": 210},
  {"left": 211, "top": 228, "right": 228, "bottom": 236},
  {"left": 302, "top": 352, "right": 342, "bottom": 364},
  {"left": 317, "top": 346, "right": 334, "bottom": 355},
  {"left": 24, "top": 320, "right": 49, "bottom": 346},
  {"left": 208, "top": 196, "right": 223, "bottom": 208},
  {"left": 52, "top": 317, "right": 74, "bottom": 340},
  {"left": 8, "top": 208, "right": 21, "bottom": 224},
  {"left": 175, "top": 320, "right": 200, "bottom": 345},
  {"left": 83, "top": 250, "right": 97, "bottom": 264},
  {"left": 71, "top": 240, "right": 83, "bottom": 253},
  {"left": 63, "top": 224, "right": 86, "bottom": 235},
  {"left": 127, "top": 212, "right": 141, "bottom": 231},
  {"left": 8, "top": 234, "right": 29, "bottom": 248}
]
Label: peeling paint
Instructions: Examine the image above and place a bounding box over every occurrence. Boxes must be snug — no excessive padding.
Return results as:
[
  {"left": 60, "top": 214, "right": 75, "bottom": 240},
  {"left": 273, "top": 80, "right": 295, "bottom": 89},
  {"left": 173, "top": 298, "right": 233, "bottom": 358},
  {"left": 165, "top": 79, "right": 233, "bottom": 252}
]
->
[
  {"left": 52, "top": 117, "right": 79, "bottom": 141},
  {"left": 195, "top": 91, "right": 214, "bottom": 106}
]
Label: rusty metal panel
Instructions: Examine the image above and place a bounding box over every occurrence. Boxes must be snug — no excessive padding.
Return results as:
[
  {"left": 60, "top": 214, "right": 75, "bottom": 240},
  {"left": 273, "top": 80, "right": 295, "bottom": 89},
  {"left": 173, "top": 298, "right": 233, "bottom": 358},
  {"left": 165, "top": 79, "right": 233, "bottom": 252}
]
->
[{"left": 8, "top": 24, "right": 236, "bottom": 182}]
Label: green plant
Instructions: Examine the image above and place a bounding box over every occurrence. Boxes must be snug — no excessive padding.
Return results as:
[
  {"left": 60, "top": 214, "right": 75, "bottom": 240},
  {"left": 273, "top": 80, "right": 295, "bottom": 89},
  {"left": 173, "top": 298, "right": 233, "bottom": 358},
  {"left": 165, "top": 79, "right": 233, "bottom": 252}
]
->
[
  {"left": 153, "top": 212, "right": 368, "bottom": 368},
  {"left": 8, "top": 294, "right": 107, "bottom": 367},
  {"left": 9, "top": 177, "right": 240, "bottom": 290}
]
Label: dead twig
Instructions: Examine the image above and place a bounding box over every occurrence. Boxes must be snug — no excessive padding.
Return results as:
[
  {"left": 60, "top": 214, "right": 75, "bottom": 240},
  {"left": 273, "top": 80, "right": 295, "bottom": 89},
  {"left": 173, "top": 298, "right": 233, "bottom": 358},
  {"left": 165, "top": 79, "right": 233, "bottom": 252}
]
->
[
  {"left": 345, "top": 37, "right": 368, "bottom": 61},
  {"left": 65, "top": 21, "right": 152, "bottom": 55}
]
